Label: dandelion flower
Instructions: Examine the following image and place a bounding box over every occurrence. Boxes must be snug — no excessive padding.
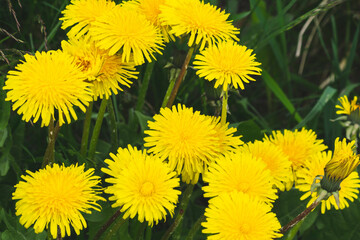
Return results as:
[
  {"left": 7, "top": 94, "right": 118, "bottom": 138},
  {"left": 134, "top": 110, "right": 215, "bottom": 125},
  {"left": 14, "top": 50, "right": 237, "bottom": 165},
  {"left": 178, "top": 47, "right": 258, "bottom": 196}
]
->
[
  {"left": 60, "top": 0, "right": 116, "bottom": 39},
  {"left": 90, "top": 5, "right": 164, "bottom": 65},
  {"left": 240, "top": 140, "right": 292, "bottom": 190},
  {"left": 3, "top": 51, "right": 92, "bottom": 127},
  {"left": 297, "top": 151, "right": 360, "bottom": 213},
  {"left": 102, "top": 145, "right": 181, "bottom": 226},
  {"left": 194, "top": 41, "right": 261, "bottom": 91},
  {"left": 324, "top": 138, "right": 359, "bottom": 182},
  {"left": 122, "top": 0, "right": 174, "bottom": 42},
  {"left": 144, "top": 104, "right": 242, "bottom": 184},
  {"left": 159, "top": 0, "right": 239, "bottom": 49},
  {"left": 203, "top": 151, "right": 278, "bottom": 204},
  {"left": 202, "top": 191, "right": 282, "bottom": 240},
  {"left": 265, "top": 128, "right": 327, "bottom": 189},
  {"left": 61, "top": 38, "right": 138, "bottom": 100},
  {"left": 336, "top": 95, "right": 360, "bottom": 115},
  {"left": 12, "top": 164, "right": 104, "bottom": 238}
]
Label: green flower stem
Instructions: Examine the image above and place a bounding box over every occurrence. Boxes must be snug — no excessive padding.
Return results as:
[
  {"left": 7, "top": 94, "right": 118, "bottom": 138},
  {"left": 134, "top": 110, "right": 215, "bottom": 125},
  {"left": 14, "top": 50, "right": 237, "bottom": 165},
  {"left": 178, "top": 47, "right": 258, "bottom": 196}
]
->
[
  {"left": 107, "top": 99, "right": 118, "bottom": 152},
  {"left": 161, "top": 184, "right": 195, "bottom": 240},
  {"left": 285, "top": 219, "right": 305, "bottom": 240},
  {"left": 80, "top": 101, "right": 93, "bottom": 157},
  {"left": 88, "top": 98, "right": 108, "bottom": 161},
  {"left": 161, "top": 71, "right": 177, "bottom": 108},
  {"left": 41, "top": 118, "right": 60, "bottom": 168},
  {"left": 93, "top": 210, "right": 124, "bottom": 240},
  {"left": 136, "top": 61, "right": 155, "bottom": 111},
  {"left": 280, "top": 190, "right": 327, "bottom": 234},
  {"left": 220, "top": 89, "right": 228, "bottom": 125},
  {"left": 185, "top": 214, "right": 206, "bottom": 240},
  {"left": 145, "top": 225, "right": 152, "bottom": 240},
  {"left": 165, "top": 46, "right": 196, "bottom": 108},
  {"left": 135, "top": 222, "right": 148, "bottom": 240}
]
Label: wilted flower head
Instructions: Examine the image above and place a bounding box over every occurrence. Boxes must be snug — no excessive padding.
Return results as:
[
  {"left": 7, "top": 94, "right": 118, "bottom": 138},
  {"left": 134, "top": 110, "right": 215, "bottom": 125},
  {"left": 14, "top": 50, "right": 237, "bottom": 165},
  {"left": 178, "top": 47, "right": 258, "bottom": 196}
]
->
[
  {"left": 194, "top": 41, "right": 262, "bottom": 91},
  {"left": 13, "top": 164, "right": 104, "bottom": 238},
  {"left": 3, "top": 51, "right": 92, "bottom": 127},
  {"left": 159, "top": 0, "right": 239, "bottom": 49}
]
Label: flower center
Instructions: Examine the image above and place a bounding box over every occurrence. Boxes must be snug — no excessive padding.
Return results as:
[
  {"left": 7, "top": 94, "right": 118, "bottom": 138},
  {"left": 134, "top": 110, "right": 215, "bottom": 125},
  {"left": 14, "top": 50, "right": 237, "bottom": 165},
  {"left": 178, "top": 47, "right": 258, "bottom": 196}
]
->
[
  {"left": 236, "top": 182, "right": 250, "bottom": 193},
  {"left": 140, "top": 181, "right": 155, "bottom": 196},
  {"left": 239, "top": 223, "right": 251, "bottom": 234}
]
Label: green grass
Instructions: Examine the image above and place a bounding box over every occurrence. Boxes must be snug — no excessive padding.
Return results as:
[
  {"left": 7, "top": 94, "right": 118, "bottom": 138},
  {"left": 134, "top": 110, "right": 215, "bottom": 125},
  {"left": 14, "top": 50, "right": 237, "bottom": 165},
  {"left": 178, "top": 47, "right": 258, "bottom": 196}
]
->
[{"left": 1, "top": 0, "right": 360, "bottom": 239}]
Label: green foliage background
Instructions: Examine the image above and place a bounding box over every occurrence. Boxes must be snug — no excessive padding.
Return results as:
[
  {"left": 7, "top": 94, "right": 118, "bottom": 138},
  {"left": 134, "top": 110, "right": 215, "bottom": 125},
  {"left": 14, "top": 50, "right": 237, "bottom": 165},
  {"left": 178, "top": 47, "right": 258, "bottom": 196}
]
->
[{"left": 1, "top": 0, "right": 360, "bottom": 239}]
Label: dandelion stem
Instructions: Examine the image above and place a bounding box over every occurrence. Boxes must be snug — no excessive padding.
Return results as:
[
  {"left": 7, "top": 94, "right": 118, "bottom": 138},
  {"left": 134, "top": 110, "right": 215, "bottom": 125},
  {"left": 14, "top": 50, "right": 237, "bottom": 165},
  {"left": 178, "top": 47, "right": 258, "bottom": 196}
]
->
[
  {"left": 161, "top": 184, "right": 195, "bottom": 240},
  {"left": 185, "top": 213, "right": 206, "bottom": 240},
  {"left": 42, "top": 118, "right": 60, "bottom": 168},
  {"left": 165, "top": 46, "right": 196, "bottom": 108},
  {"left": 161, "top": 70, "right": 178, "bottom": 108},
  {"left": 80, "top": 101, "right": 93, "bottom": 157},
  {"left": 136, "top": 61, "right": 155, "bottom": 111},
  {"left": 220, "top": 89, "right": 228, "bottom": 125},
  {"left": 94, "top": 210, "right": 124, "bottom": 240},
  {"left": 107, "top": 99, "right": 118, "bottom": 153},
  {"left": 280, "top": 190, "right": 327, "bottom": 234},
  {"left": 88, "top": 98, "right": 108, "bottom": 161}
]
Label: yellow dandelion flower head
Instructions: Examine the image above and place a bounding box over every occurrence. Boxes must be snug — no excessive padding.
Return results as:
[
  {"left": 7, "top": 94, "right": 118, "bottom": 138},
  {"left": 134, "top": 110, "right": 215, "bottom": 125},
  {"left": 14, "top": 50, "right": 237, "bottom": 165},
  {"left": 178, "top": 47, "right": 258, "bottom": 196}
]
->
[
  {"left": 60, "top": 0, "right": 116, "bottom": 39},
  {"left": 202, "top": 191, "right": 282, "bottom": 240},
  {"left": 102, "top": 145, "right": 181, "bottom": 226},
  {"left": 90, "top": 5, "right": 164, "bottom": 65},
  {"left": 240, "top": 140, "right": 292, "bottom": 191},
  {"left": 324, "top": 138, "right": 360, "bottom": 182},
  {"left": 62, "top": 37, "right": 139, "bottom": 100},
  {"left": 265, "top": 128, "right": 327, "bottom": 170},
  {"left": 144, "top": 104, "right": 242, "bottom": 184},
  {"left": 336, "top": 95, "right": 360, "bottom": 115},
  {"left": 3, "top": 51, "right": 93, "bottom": 127},
  {"left": 159, "top": 0, "right": 239, "bottom": 49},
  {"left": 202, "top": 151, "right": 278, "bottom": 204},
  {"left": 12, "top": 164, "right": 104, "bottom": 238},
  {"left": 208, "top": 116, "right": 244, "bottom": 153},
  {"left": 122, "top": 0, "right": 174, "bottom": 42},
  {"left": 194, "top": 41, "right": 262, "bottom": 91},
  {"left": 101, "top": 145, "right": 148, "bottom": 180},
  {"left": 297, "top": 151, "right": 360, "bottom": 214}
]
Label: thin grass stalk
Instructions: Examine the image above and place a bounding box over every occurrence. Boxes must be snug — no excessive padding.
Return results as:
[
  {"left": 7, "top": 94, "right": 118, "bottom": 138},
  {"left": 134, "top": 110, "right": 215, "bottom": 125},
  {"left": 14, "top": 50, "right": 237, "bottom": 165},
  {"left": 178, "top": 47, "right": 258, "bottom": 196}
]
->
[
  {"left": 161, "top": 184, "right": 195, "bottom": 240},
  {"left": 136, "top": 61, "right": 155, "bottom": 111},
  {"left": 107, "top": 98, "right": 118, "bottom": 152},
  {"left": 220, "top": 89, "right": 228, "bottom": 125},
  {"left": 185, "top": 214, "right": 206, "bottom": 240},
  {"left": 165, "top": 46, "right": 196, "bottom": 108},
  {"left": 80, "top": 101, "right": 93, "bottom": 157},
  {"left": 88, "top": 98, "right": 108, "bottom": 161},
  {"left": 42, "top": 118, "right": 60, "bottom": 168}
]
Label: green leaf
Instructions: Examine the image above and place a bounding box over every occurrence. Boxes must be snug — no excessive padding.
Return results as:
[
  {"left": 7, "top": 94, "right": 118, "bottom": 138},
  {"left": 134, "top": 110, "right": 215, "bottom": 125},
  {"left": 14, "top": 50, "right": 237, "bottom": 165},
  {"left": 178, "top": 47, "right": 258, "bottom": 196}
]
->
[
  {"left": 262, "top": 70, "right": 302, "bottom": 123},
  {"left": 295, "top": 86, "right": 337, "bottom": 129},
  {"left": 134, "top": 110, "right": 153, "bottom": 133},
  {"left": 236, "top": 119, "right": 263, "bottom": 142}
]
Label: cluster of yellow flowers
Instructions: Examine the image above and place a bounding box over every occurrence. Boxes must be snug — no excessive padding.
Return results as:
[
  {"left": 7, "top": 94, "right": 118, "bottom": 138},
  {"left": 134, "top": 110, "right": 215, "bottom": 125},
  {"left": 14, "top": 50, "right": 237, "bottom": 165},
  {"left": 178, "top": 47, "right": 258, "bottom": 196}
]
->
[{"left": 6, "top": 0, "right": 360, "bottom": 239}]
